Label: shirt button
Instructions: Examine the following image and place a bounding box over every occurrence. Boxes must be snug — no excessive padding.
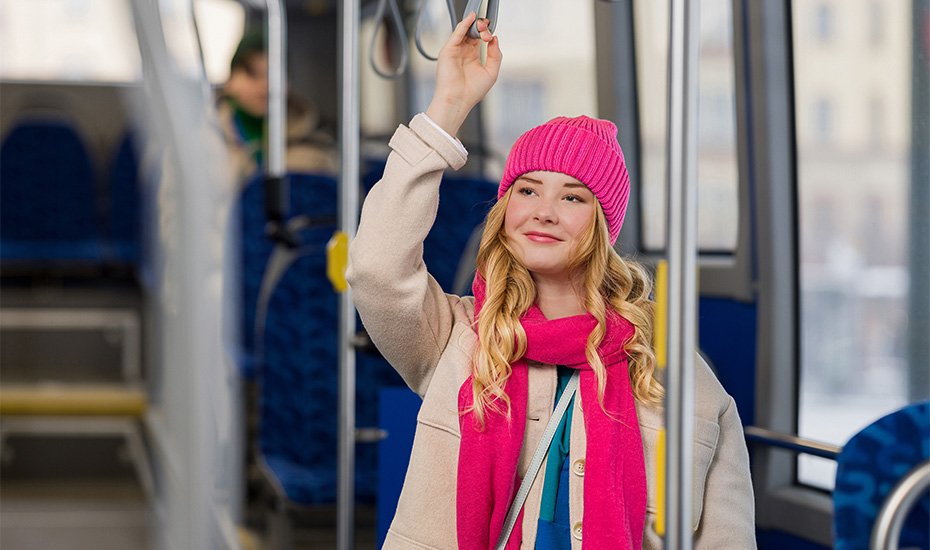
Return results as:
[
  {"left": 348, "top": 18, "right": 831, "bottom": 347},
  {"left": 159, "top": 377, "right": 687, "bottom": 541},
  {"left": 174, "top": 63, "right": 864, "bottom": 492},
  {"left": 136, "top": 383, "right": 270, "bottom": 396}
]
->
[
  {"left": 572, "top": 522, "right": 583, "bottom": 540},
  {"left": 572, "top": 458, "right": 585, "bottom": 476}
]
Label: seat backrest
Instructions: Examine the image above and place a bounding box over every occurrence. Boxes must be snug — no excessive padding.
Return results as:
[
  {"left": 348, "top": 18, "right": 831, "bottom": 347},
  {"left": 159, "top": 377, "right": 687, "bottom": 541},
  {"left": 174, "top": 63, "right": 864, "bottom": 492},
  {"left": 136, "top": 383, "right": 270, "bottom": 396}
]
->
[
  {"left": 258, "top": 240, "right": 402, "bottom": 505},
  {"left": 425, "top": 174, "right": 497, "bottom": 292},
  {"left": 833, "top": 401, "right": 930, "bottom": 550},
  {"left": 108, "top": 132, "right": 142, "bottom": 264},
  {"left": 254, "top": 170, "right": 404, "bottom": 504},
  {"left": 363, "top": 160, "right": 497, "bottom": 292},
  {"left": 0, "top": 118, "right": 101, "bottom": 261},
  {"left": 258, "top": 239, "right": 339, "bottom": 502},
  {"left": 237, "top": 172, "right": 338, "bottom": 379}
]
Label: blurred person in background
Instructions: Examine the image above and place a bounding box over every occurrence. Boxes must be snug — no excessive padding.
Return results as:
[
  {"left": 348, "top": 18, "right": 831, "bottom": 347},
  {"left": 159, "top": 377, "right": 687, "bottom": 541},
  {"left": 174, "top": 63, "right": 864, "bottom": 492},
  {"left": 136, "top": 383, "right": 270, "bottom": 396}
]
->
[{"left": 219, "top": 30, "right": 337, "bottom": 183}]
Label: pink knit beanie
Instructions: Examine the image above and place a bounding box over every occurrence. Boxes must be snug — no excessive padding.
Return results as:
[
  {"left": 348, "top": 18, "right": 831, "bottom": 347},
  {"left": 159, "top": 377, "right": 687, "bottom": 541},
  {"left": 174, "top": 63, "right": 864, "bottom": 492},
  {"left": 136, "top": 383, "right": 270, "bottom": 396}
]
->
[{"left": 499, "top": 115, "right": 630, "bottom": 245}]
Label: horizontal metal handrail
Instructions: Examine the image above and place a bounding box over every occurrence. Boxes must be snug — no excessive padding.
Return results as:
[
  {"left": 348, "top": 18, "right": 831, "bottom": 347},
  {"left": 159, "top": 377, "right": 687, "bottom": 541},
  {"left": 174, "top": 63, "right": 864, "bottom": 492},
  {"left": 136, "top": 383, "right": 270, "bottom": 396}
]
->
[
  {"left": 871, "top": 460, "right": 930, "bottom": 550},
  {"left": 744, "top": 426, "right": 842, "bottom": 460}
]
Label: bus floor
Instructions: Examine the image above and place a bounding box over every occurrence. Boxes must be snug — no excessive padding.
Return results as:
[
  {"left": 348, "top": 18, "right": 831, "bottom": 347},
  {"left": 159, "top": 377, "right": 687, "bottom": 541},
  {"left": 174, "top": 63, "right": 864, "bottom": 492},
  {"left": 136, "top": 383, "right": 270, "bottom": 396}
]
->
[
  {"left": 0, "top": 478, "right": 150, "bottom": 550},
  {"left": 0, "top": 477, "right": 379, "bottom": 550}
]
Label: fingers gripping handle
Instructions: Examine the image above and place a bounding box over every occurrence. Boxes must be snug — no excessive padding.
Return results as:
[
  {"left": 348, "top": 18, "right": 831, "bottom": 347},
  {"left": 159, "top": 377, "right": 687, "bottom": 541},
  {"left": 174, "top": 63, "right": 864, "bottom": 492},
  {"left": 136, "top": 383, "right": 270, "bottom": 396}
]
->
[{"left": 463, "top": 0, "right": 499, "bottom": 38}]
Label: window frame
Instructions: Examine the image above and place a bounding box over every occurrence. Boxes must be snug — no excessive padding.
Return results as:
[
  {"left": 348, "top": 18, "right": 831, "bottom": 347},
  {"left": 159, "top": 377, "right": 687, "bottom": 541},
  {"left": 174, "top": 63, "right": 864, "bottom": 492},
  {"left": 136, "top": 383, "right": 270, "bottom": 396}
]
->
[
  {"left": 597, "top": 0, "right": 836, "bottom": 545},
  {"left": 739, "top": 0, "right": 834, "bottom": 544},
  {"left": 595, "top": 0, "right": 754, "bottom": 301}
]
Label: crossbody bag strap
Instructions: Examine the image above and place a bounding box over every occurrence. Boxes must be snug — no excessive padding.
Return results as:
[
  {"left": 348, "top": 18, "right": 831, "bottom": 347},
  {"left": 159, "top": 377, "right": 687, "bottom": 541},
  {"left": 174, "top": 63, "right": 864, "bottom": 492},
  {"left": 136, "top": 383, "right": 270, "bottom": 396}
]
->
[{"left": 494, "top": 370, "right": 580, "bottom": 550}]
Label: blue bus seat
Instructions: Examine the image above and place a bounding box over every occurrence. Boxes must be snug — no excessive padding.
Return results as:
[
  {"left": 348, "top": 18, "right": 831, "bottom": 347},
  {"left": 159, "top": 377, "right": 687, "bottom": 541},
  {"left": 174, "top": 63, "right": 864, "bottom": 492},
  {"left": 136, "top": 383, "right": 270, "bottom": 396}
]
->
[
  {"left": 251, "top": 172, "right": 401, "bottom": 508},
  {"left": 376, "top": 386, "right": 422, "bottom": 547},
  {"left": 237, "top": 172, "right": 338, "bottom": 380},
  {"left": 0, "top": 118, "right": 103, "bottom": 263},
  {"left": 363, "top": 160, "right": 497, "bottom": 292},
  {"left": 424, "top": 172, "right": 497, "bottom": 292},
  {"left": 259, "top": 244, "right": 340, "bottom": 504},
  {"left": 257, "top": 229, "right": 398, "bottom": 506},
  {"left": 833, "top": 401, "right": 929, "bottom": 550},
  {"left": 107, "top": 132, "right": 143, "bottom": 265}
]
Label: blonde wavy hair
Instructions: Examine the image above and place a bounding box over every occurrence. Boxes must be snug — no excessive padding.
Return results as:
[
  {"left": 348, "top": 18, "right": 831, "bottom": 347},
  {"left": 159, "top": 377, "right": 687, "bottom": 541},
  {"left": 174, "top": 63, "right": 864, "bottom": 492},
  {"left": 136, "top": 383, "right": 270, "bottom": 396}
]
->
[{"left": 469, "top": 187, "right": 664, "bottom": 425}]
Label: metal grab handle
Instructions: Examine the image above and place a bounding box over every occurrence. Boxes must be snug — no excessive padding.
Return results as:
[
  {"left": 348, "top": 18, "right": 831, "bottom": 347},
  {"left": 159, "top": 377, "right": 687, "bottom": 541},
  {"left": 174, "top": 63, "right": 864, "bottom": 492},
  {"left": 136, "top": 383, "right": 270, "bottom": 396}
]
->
[
  {"left": 367, "top": 0, "right": 495, "bottom": 78},
  {"left": 462, "top": 0, "right": 499, "bottom": 38},
  {"left": 871, "top": 460, "right": 930, "bottom": 550},
  {"left": 414, "top": 0, "right": 457, "bottom": 61},
  {"left": 266, "top": 0, "right": 286, "bottom": 178},
  {"left": 368, "top": 0, "right": 409, "bottom": 79}
]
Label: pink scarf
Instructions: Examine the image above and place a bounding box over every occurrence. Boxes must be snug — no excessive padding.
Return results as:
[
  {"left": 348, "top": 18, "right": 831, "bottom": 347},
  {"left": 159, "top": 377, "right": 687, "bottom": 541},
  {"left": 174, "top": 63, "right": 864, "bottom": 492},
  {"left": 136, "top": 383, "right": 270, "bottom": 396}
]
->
[{"left": 456, "top": 275, "right": 646, "bottom": 549}]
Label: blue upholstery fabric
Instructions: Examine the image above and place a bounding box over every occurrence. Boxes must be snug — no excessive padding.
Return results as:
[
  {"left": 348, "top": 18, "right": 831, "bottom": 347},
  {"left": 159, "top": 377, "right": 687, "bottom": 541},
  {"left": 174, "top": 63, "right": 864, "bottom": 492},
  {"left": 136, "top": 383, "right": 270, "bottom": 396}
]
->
[
  {"left": 356, "top": 352, "right": 404, "bottom": 501},
  {"left": 108, "top": 133, "right": 142, "bottom": 264},
  {"left": 376, "top": 387, "right": 422, "bottom": 546},
  {"left": 258, "top": 241, "right": 397, "bottom": 504},
  {"left": 0, "top": 119, "right": 103, "bottom": 262},
  {"left": 252, "top": 172, "right": 401, "bottom": 505},
  {"left": 424, "top": 173, "right": 497, "bottom": 292},
  {"left": 237, "top": 172, "right": 338, "bottom": 380},
  {"left": 238, "top": 173, "right": 277, "bottom": 379},
  {"left": 833, "top": 401, "right": 929, "bottom": 550},
  {"left": 260, "top": 247, "right": 340, "bottom": 504}
]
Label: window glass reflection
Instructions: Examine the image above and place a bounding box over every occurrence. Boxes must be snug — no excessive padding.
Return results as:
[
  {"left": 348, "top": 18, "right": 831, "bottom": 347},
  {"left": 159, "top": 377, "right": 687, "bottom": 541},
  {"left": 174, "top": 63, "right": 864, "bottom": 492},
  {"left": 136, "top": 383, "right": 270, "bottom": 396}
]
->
[
  {"left": 793, "top": 0, "right": 920, "bottom": 491},
  {"left": 633, "top": 0, "right": 740, "bottom": 252}
]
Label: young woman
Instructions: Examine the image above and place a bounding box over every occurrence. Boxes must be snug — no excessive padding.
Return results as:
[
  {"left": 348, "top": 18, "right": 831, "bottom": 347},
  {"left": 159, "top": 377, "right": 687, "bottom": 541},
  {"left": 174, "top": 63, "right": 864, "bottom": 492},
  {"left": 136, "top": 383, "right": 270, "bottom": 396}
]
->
[{"left": 348, "top": 12, "right": 756, "bottom": 550}]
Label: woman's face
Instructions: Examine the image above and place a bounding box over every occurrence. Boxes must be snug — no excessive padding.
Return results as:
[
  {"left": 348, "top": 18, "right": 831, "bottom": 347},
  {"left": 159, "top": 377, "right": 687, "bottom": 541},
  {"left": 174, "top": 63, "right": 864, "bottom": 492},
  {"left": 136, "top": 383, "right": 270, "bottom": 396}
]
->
[{"left": 504, "top": 171, "right": 597, "bottom": 279}]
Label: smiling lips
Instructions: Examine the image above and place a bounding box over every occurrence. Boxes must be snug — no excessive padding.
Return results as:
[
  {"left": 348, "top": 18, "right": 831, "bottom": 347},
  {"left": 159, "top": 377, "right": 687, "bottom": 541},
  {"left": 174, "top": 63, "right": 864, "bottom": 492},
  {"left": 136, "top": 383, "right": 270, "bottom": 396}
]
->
[{"left": 524, "top": 231, "right": 562, "bottom": 243}]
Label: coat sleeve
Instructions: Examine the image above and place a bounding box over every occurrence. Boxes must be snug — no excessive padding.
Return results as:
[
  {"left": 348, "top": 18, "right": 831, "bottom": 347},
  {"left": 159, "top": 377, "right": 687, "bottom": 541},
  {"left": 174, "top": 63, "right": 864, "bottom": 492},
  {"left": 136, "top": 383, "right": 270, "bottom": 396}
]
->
[
  {"left": 694, "top": 395, "right": 757, "bottom": 548},
  {"left": 347, "top": 114, "right": 471, "bottom": 397}
]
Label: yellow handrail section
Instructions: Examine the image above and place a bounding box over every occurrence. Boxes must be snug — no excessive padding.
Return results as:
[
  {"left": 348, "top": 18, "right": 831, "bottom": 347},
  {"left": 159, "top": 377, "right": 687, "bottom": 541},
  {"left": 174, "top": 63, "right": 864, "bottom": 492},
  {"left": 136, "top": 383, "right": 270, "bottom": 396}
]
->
[
  {"left": 653, "top": 260, "right": 669, "bottom": 536},
  {"left": 654, "top": 260, "right": 668, "bottom": 370},
  {"left": 0, "top": 385, "right": 147, "bottom": 417},
  {"left": 327, "top": 230, "right": 350, "bottom": 293},
  {"left": 655, "top": 428, "right": 667, "bottom": 536}
]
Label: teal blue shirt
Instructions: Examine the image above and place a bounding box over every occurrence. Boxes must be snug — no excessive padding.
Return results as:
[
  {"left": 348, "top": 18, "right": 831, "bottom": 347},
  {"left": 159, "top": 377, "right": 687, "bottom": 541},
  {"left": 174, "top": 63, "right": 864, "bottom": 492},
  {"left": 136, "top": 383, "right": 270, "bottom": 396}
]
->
[{"left": 538, "top": 366, "right": 575, "bottom": 522}]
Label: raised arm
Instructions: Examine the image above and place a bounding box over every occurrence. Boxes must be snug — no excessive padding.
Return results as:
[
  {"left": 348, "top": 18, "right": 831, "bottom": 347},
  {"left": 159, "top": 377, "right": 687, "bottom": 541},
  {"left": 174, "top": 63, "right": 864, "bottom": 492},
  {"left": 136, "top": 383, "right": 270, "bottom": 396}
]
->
[
  {"left": 347, "top": 13, "right": 501, "bottom": 395},
  {"left": 425, "top": 12, "right": 502, "bottom": 137}
]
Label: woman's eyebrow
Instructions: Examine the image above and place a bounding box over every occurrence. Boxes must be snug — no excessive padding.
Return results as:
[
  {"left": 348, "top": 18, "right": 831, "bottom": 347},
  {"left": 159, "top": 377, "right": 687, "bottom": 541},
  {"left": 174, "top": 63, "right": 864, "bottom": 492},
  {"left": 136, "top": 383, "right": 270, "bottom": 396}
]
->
[{"left": 516, "top": 177, "right": 586, "bottom": 188}]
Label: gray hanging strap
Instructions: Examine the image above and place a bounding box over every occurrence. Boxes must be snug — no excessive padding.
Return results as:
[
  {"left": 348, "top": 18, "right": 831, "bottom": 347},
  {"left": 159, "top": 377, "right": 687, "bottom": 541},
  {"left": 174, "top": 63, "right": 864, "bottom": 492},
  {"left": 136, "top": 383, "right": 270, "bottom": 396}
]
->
[{"left": 494, "top": 370, "right": 580, "bottom": 550}]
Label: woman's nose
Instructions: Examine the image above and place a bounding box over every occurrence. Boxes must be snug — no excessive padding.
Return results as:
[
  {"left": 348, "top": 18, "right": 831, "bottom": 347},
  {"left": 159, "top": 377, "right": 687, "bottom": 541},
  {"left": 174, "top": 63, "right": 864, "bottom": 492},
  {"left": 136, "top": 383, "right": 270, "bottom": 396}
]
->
[{"left": 533, "top": 200, "right": 558, "bottom": 224}]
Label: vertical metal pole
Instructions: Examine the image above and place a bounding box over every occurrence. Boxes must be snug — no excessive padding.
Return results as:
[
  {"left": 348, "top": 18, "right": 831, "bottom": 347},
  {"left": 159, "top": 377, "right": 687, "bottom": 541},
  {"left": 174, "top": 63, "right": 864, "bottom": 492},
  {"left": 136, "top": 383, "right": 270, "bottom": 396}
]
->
[
  {"left": 189, "top": 1, "right": 214, "bottom": 104},
  {"left": 908, "top": 0, "right": 930, "bottom": 402},
  {"left": 266, "top": 0, "right": 287, "bottom": 179},
  {"left": 129, "top": 1, "right": 239, "bottom": 548},
  {"left": 338, "top": 1, "right": 361, "bottom": 549},
  {"left": 664, "top": 0, "right": 699, "bottom": 548}
]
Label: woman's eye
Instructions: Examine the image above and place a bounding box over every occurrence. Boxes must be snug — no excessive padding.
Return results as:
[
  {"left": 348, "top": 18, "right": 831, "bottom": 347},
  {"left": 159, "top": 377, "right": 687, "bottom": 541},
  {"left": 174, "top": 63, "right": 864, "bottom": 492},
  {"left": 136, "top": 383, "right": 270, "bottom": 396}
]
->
[
  {"left": 518, "top": 187, "right": 535, "bottom": 196},
  {"left": 564, "top": 194, "right": 583, "bottom": 203}
]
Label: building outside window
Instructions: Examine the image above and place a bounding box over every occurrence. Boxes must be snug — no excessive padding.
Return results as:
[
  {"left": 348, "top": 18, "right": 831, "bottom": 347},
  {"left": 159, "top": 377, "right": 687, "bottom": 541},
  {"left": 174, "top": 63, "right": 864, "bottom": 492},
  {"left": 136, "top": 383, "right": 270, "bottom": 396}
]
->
[
  {"left": 815, "top": 3, "right": 834, "bottom": 43},
  {"left": 634, "top": 0, "right": 740, "bottom": 252},
  {"left": 792, "top": 0, "right": 917, "bottom": 491},
  {"left": 813, "top": 98, "right": 834, "bottom": 144}
]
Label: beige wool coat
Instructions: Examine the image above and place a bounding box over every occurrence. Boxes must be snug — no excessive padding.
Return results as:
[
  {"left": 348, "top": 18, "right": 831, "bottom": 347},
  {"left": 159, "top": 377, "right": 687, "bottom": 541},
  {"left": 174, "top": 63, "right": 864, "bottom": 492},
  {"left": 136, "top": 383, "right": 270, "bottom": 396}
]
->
[{"left": 347, "top": 114, "right": 757, "bottom": 549}]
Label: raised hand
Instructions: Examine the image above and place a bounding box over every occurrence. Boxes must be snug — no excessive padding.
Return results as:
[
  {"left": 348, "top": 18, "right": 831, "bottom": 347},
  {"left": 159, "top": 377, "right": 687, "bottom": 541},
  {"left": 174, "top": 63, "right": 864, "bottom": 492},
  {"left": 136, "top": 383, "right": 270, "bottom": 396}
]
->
[{"left": 425, "top": 11, "right": 502, "bottom": 137}]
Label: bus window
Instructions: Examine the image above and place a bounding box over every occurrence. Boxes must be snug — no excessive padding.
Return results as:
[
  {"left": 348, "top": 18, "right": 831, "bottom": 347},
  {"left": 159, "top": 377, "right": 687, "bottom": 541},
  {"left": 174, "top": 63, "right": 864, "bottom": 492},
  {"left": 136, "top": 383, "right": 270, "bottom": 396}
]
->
[
  {"left": 148, "top": 0, "right": 245, "bottom": 84},
  {"left": 792, "top": 0, "right": 921, "bottom": 490},
  {"left": 0, "top": 0, "right": 243, "bottom": 84},
  {"left": 633, "top": 0, "right": 740, "bottom": 253},
  {"left": 0, "top": 0, "right": 141, "bottom": 82},
  {"left": 193, "top": 0, "right": 246, "bottom": 84}
]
